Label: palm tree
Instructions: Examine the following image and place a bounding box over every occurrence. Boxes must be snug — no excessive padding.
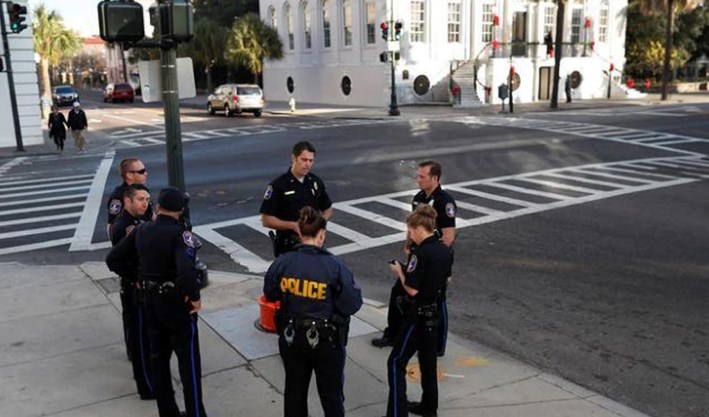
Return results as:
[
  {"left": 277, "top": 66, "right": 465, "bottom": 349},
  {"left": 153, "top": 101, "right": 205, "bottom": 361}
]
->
[
  {"left": 32, "top": 4, "right": 82, "bottom": 99},
  {"left": 226, "top": 13, "right": 283, "bottom": 84},
  {"left": 637, "top": 0, "right": 701, "bottom": 100},
  {"left": 180, "top": 17, "right": 228, "bottom": 92}
]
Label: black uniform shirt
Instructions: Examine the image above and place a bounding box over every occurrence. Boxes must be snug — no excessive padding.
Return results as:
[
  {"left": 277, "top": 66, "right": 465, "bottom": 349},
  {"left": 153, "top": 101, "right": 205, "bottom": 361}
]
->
[
  {"left": 404, "top": 235, "right": 452, "bottom": 303},
  {"left": 106, "top": 215, "right": 201, "bottom": 301},
  {"left": 106, "top": 182, "right": 154, "bottom": 226},
  {"left": 110, "top": 210, "right": 141, "bottom": 246},
  {"left": 263, "top": 244, "right": 362, "bottom": 320},
  {"left": 259, "top": 169, "right": 332, "bottom": 225},
  {"left": 412, "top": 185, "right": 457, "bottom": 236}
]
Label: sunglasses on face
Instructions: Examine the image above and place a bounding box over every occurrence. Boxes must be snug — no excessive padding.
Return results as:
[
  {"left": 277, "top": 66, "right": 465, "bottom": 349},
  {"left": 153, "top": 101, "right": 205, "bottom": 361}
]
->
[{"left": 130, "top": 169, "right": 147, "bottom": 175}]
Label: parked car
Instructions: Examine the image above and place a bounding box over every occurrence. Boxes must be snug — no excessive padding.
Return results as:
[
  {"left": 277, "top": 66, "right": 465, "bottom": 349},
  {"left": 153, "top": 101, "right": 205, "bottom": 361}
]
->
[
  {"left": 103, "top": 83, "right": 135, "bottom": 103},
  {"left": 207, "top": 84, "right": 264, "bottom": 117},
  {"left": 52, "top": 85, "right": 80, "bottom": 107}
]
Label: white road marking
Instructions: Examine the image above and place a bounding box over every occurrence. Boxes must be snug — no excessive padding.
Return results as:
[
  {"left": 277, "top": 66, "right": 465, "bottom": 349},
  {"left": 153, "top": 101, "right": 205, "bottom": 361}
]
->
[
  {"left": 0, "top": 202, "right": 85, "bottom": 216},
  {"left": 541, "top": 172, "right": 627, "bottom": 188},
  {"left": 0, "top": 174, "right": 93, "bottom": 187},
  {"left": 0, "top": 194, "right": 87, "bottom": 208},
  {"left": 0, "top": 238, "right": 74, "bottom": 256},
  {"left": 0, "top": 213, "right": 81, "bottom": 227},
  {"left": 69, "top": 151, "right": 115, "bottom": 252},
  {"left": 0, "top": 224, "right": 76, "bottom": 239},
  {"left": 0, "top": 185, "right": 90, "bottom": 199},
  {"left": 0, "top": 157, "right": 27, "bottom": 176},
  {"left": 481, "top": 182, "right": 575, "bottom": 200},
  {"left": 516, "top": 178, "right": 601, "bottom": 194},
  {"left": 446, "top": 185, "right": 539, "bottom": 207},
  {"left": 0, "top": 178, "right": 93, "bottom": 193}
]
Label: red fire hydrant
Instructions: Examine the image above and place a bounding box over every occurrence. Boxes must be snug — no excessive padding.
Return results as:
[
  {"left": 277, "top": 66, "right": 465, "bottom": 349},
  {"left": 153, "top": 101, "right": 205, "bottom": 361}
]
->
[
  {"left": 627, "top": 78, "right": 635, "bottom": 89},
  {"left": 644, "top": 78, "right": 651, "bottom": 92}
]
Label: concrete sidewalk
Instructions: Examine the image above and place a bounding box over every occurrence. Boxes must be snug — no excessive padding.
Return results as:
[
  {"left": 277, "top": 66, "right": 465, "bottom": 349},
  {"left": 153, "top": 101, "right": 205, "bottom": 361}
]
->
[{"left": 0, "top": 261, "right": 652, "bottom": 417}]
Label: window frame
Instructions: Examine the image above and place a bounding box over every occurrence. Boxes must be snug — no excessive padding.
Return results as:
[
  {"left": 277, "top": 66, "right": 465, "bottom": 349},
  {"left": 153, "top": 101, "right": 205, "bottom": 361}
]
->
[
  {"left": 342, "top": 0, "right": 353, "bottom": 47},
  {"left": 481, "top": 2, "right": 494, "bottom": 43},
  {"left": 322, "top": 0, "right": 331, "bottom": 48},
  {"left": 598, "top": 3, "right": 608, "bottom": 43},
  {"left": 365, "top": 1, "right": 376, "bottom": 45},
  {"left": 285, "top": 3, "right": 295, "bottom": 51},
  {"left": 447, "top": 1, "right": 461, "bottom": 43},
  {"left": 410, "top": 0, "right": 425, "bottom": 43},
  {"left": 302, "top": 1, "right": 312, "bottom": 50}
]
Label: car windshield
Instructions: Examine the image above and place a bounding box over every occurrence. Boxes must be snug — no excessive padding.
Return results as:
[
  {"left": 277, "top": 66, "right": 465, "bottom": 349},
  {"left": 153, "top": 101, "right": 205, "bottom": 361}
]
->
[
  {"left": 115, "top": 84, "right": 132, "bottom": 91},
  {"left": 237, "top": 87, "right": 261, "bottom": 95},
  {"left": 56, "top": 87, "right": 73, "bottom": 94}
]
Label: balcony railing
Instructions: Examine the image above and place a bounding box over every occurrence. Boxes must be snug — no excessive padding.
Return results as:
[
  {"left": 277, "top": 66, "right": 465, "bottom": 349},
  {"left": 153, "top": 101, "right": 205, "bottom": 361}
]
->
[{"left": 488, "top": 41, "right": 593, "bottom": 60}]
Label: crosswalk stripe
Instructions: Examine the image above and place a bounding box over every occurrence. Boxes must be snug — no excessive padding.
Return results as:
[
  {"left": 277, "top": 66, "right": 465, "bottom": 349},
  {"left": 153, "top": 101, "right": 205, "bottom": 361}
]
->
[
  {"left": 0, "top": 194, "right": 86, "bottom": 208},
  {"left": 0, "top": 178, "right": 93, "bottom": 193},
  {"left": 0, "top": 202, "right": 84, "bottom": 216},
  {"left": 375, "top": 198, "right": 413, "bottom": 212},
  {"left": 192, "top": 226, "right": 270, "bottom": 273},
  {"left": 650, "top": 139, "right": 703, "bottom": 146},
  {"left": 0, "top": 223, "right": 76, "bottom": 240},
  {"left": 445, "top": 185, "right": 538, "bottom": 207},
  {"left": 326, "top": 222, "right": 373, "bottom": 242},
  {"left": 0, "top": 213, "right": 81, "bottom": 227},
  {"left": 0, "top": 174, "right": 94, "bottom": 187},
  {"left": 0, "top": 238, "right": 74, "bottom": 256},
  {"left": 541, "top": 172, "right": 630, "bottom": 188},
  {"left": 333, "top": 204, "right": 408, "bottom": 231},
  {"left": 481, "top": 182, "right": 575, "bottom": 200},
  {"left": 241, "top": 217, "right": 270, "bottom": 236},
  {"left": 593, "top": 166, "right": 676, "bottom": 179},
  {"left": 568, "top": 169, "right": 653, "bottom": 184},
  {"left": 516, "top": 178, "right": 601, "bottom": 194},
  {"left": 454, "top": 201, "right": 502, "bottom": 216},
  {"left": 670, "top": 159, "right": 709, "bottom": 169},
  {"left": 0, "top": 185, "right": 90, "bottom": 199}
]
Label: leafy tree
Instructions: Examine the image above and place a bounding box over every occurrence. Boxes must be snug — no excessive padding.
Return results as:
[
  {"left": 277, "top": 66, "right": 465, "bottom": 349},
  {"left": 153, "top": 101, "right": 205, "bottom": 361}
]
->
[
  {"left": 192, "top": 0, "right": 258, "bottom": 28},
  {"left": 179, "top": 17, "right": 228, "bottom": 92},
  {"left": 32, "top": 4, "right": 82, "bottom": 98},
  {"left": 225, "top": 13, "right": 283, "bottom": 84}
]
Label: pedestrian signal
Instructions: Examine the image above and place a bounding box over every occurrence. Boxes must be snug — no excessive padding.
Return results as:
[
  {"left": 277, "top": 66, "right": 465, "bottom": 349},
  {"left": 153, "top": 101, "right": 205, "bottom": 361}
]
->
[{"left": 8, "top": 2, "right": 28, "bottom": 34}]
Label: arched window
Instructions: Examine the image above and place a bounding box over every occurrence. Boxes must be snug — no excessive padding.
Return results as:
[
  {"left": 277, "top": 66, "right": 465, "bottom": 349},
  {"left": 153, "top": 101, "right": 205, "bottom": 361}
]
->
[
  {"left": 268, "top": 6, "right": 277, "bottom": 28},
  {"left": 342, "top": 0, "right": 352, "bottom": 46},
  {"left": 302, "top": 2, "right": 312, "bottom": 49},
  {"left": 322, "top": 0, "right": 331, "bottom": 48},
  {"left": 284, "top": 3, "right": 294, "bottom": 50}
]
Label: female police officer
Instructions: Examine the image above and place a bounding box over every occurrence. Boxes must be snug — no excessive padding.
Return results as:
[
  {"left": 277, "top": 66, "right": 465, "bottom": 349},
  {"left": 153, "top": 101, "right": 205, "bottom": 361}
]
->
[
  {"left": 263, "top": 206, "right": 363, "bottom": 417},
  {"left": 384, "top": 205, "right": 452, "bottom": 417}
]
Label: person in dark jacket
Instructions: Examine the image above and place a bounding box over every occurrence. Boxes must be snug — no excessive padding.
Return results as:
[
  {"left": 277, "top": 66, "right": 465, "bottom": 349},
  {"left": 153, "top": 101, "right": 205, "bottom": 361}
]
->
[
  {"left": 106, "top": 188, "right": 207, "bottom": 417},
  {"left": 109, "top": 184, "right": 154, "bottom": 400},
  {"left": 106, "top": 158, "right": 152, "bottom": 238},
  {"left": 383, "top": 205, "right": 453, "bottom": 417},
  {"left": 48, "top": 105, "right": 68, "bottom": 153},
  {"left": 264, "top": 206, "right": 363, "bottom": 417},
  {"left": 67, "top": 101, "right": 88, "bottom": 152}
]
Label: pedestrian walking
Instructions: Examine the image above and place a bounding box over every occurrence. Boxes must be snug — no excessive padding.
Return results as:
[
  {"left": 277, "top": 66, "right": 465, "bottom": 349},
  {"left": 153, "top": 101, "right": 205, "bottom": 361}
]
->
[
  {"left": 565, "top": 75, "right": 572, "bottom": 103},
  {"left": 382, "top": 205, "right": 453, "bottom": 417},
  {"left": 372, "top": 161, "right": 457, "bottom": 357},
  {"left": 48, "top": 105, "right": 68, "bottom": 153},
  {"left": 106, "top": 188, "right": 208, "bottom": 417},
  {"left": 67, "top": 101, "right": 88, "bottom": 152},
  {"left": 108, "top": 184, "right": 155, "bottom": 401},
  {"left": 106, "top": 158, "right": 153, "bottom": 238},
  {"left": 263, "top": 206, "right": 363, "bottom": 417},
  {"left": 260, "top": 141, "right": 333, "bottom": 257}
]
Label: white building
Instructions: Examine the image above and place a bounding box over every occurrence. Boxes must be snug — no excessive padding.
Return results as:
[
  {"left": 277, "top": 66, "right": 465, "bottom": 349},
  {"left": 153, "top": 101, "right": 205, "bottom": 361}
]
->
[
  {"left": 1, "top": 0, "right": 42, "bottom": 149},
  {"left": 259, "top": 0, "right": 629, "bottom": 107}
]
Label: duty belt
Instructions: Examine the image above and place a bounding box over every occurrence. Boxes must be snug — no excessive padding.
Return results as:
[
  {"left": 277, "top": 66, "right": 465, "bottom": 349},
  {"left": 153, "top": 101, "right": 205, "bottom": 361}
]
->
[
  {"left": 143, "top": 280, "right": 176, "bottom": 294},
  {"left": 283, "top": 317, "right": 336, "bottom": 348}
]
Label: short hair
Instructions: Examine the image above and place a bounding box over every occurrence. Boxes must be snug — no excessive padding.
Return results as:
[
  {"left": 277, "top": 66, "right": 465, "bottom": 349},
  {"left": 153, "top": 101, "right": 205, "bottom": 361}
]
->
[
  {"left": 119, "top": 158, "right": 141, "bottom": 179},
  {"left": 292, "top": 141, "right": 316, "bottom": 157},
  {"left": 406, "top": 204, "right": 436, "bottom": 233},
  {"left": 123, "top": 184, "right": 149, "bottom": 201},
  {"left": 298, "top": 206, "right": 327, "bottom": 238},
  {"left": 419, "top": 160, "right": 442, "bottom": 181}
]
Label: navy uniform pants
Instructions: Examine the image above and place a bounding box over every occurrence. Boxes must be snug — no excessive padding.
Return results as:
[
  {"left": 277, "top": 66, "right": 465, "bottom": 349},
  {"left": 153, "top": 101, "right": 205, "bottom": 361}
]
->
[
  {"left": 278, "top": 327, "right": 346, "bottom": 417},
  {"left": 120, "top": 282, "right": 154, "bottom": 397},
  {"left": 386, "top": 318, "right": 438, "bottom": 417},
  {"left": 145, "top": 291, "right": 207, "bottom": 417},
  {"left": 384, "top": 281, "right": 448, "bottom": 357}
]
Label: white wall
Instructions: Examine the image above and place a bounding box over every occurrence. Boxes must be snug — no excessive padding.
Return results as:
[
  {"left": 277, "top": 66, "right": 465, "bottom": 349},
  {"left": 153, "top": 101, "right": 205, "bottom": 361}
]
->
[{"left": 0, "top": 0, "right": 43, "bottom": 149}]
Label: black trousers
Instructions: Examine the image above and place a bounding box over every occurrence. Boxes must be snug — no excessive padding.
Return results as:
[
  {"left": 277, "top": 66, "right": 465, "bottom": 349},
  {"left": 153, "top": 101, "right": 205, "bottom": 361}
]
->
[
  {"left": 384, "top": 281, "right": 448, "bottom": 356},
  {"left": 386, "top": 318, "right": 438, "bottom": 417},
  {"left": 120, "top": 284, "right": 154, "bottom": 397},
  {"left": 145, "top": 291, "right": 207, "bottom": 417},
  {"left": 278, "top": 328, "right": 346, "bottom": 417}
]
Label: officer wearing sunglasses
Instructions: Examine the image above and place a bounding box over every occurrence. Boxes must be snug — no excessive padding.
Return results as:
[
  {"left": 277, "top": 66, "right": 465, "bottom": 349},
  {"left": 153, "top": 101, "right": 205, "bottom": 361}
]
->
[{"left": 107, "top": 158, "right": 154, "bottom": 238}]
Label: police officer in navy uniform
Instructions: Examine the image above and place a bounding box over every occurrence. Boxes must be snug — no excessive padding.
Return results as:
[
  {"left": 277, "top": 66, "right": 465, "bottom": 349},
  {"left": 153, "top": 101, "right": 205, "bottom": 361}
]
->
[
  {"left": 107, "top": 187, "right": 207, "bottom": 417},
  {"left": 373, "top": 161, "right": 456, "bottom": 357},
  {"left": 107, "top": 158, "right": 153, "bottom": 237},
  {"left": 384, "top": 205, "right": 452, "bottom": 417},
  {"left": 263, "top": 206, "right": 362, "bottom": 417},
  {"left": 109, "top": 184, "right": 155, "bottom": 400},
  {"left": 260, "top": 141, "right": 333, "bottom": 257}
]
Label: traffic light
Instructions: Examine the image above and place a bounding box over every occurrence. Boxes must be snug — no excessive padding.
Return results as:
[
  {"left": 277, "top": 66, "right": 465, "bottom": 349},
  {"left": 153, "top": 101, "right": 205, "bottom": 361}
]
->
[
  {"left": 380, "top": 22, "right": 388, "bottom": 41},
  {"left": 98, "top": 0, "right": 145, "bottom": 43},
  {"left": 379, "top": 51, "right": 388, "bottom": 63},
  {"left": 8, "top": 2, "right": 28, "bottom": 34},
  {"left": 394, "top": 21, "right": 402, "bottom": 41},
  {"left": 150, "top": 0, "right": 194, "bottom": 42}
]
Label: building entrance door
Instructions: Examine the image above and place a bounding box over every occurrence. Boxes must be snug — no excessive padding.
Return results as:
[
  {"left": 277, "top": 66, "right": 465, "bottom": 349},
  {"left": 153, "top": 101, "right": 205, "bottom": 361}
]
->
[
  {"left": 512, "top": 12, "right": 527, "bottom": 56},
  {"left": 539, "top": 67, "right": 552, "bottom": 100}
]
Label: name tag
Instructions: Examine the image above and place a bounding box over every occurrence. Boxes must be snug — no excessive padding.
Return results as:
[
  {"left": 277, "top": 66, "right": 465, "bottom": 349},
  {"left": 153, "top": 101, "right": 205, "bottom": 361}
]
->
[{"left": 284, "top": 190, "right": 295, "bottom": 195}]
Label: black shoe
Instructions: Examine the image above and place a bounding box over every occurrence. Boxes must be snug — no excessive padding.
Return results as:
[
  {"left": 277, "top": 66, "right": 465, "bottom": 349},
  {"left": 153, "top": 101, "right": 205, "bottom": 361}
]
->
[
  {"left": 139, "top": 392, "right": 156, "bottom": 400},
  {"left": 407, "top": 401, "right": 437, "bottom": 417},
  {"left": 437, "top": 351, "right": 445, "bottom": 358},
  {"left": 371, "top": 335, "right": 394, "bottom": 348}
]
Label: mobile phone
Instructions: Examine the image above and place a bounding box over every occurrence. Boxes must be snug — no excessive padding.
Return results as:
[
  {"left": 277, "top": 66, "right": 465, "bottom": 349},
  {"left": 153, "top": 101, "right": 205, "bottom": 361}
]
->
[{"left": 388, "top": 259, "right": 397, "bottom": 265}]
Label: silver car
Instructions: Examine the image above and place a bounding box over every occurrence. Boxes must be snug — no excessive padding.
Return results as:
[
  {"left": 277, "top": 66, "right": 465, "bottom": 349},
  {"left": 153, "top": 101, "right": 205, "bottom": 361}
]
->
[{"left": 207, "top": 84, "right": 264, "bottom": 117}]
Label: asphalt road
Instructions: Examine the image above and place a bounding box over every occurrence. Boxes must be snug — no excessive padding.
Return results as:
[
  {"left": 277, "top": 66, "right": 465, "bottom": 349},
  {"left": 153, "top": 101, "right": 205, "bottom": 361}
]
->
[{"left": 1, "top": 93, "right": 708, "bottom": 417}]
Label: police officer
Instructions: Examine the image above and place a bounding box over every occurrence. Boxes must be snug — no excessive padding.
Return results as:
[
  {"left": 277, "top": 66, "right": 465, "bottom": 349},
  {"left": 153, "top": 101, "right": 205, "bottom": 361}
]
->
[
  {"left": 384, "top": 205, "right": 452, "bottom": 417},
  {"left": 106, "top": 188, "right": 207, "bottom": 417},
  {"left": 263, "top": 206, "right": 362, "bottom": 417},
  {"left": 109, "top": 184, "right": 154, "bottom": 400},
  {"left": 260, "top": 141, "right": 333, "bottom": 257},
  {"left": 373, "top": 161, "right": 456, "bottom": 357},
  {"left": 107, "top": 158, "right": 153, "bottom": 237}
]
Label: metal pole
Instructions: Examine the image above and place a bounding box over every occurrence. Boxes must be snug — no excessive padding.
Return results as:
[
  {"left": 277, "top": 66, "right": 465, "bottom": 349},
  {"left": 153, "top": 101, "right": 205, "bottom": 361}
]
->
[
  {"left": 387, "top": 2, "right": 399, "bottom": 117},
  {"left": 1, "top": 6, "right": 25, "bottom": 152},
  {"left": 607, "top": 71, "right": 612, "bottom": 99},
  {"left": 161, "top": 43, "right": 185, "bottom": 191}
]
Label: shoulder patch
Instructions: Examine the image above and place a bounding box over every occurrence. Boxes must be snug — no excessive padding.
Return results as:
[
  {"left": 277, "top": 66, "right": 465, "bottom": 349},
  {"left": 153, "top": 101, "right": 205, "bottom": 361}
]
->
[
  {"left": 445, "top": 202, "right": 456, "bottom": 218},
  {"left": 263, "top": 185, "right": 273, "bottom": 200},
  {"left": 182, "top": 231, "right": 196, "bottom": 248},
  {"left": 406, "top": 255, "right": 418, "bottom": 273},
  {"left": 109, "top": 199, "right": 122, "bottom": 215},
  {"left": 125, "top": 225, "right": 136, "bottom": 236}
]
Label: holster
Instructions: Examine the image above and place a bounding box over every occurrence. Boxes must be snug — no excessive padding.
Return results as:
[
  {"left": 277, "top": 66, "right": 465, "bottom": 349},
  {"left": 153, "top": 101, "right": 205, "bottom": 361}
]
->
[{"left": 331, "top": 314, "right": 350, "bottom": 347}]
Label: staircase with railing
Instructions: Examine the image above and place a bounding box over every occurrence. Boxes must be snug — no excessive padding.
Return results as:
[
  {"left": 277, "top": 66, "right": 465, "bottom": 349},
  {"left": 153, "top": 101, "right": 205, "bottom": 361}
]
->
[{"left": 450, "top": 61, "right": 485, "bottom": 108}]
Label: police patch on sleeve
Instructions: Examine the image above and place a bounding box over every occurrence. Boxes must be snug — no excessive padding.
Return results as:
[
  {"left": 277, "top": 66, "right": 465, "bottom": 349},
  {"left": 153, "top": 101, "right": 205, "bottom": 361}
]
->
[
  {"left": 125, "top": 225, "right": 135, "bottom": 236},
  {"left": 109, "top": 199, "right": 122, "bottom": 215},
  {"left": 263, "top": 185, "right": 273, "bottom": 200},
  {"left": 182, "top": 231, "right": 196, "bottom": 248},
  {"left": 406, "top": 255, "right": 418, "bottom": 273},
  {"left": 445, "top": 202, "right": 456, "bottom": 218}
]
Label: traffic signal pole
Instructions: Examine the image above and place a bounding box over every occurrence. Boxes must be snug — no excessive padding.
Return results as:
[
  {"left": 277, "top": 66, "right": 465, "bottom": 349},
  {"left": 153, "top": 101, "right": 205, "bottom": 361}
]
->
[
  {"left": 160, "top": 42, "right": 185, "bottom": 191},
  {"left": 0, "top": 1, "right": 25, "bottom": 151}
]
